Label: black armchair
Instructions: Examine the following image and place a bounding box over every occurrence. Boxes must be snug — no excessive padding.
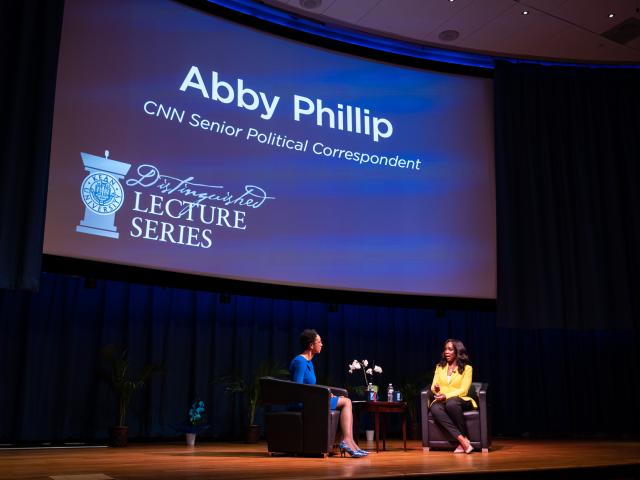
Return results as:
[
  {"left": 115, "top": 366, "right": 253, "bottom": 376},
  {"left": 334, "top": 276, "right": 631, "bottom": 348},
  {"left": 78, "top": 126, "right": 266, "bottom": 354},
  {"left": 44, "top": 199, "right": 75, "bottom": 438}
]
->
[
  {"left": 260, "top": 376, "right": 346, "bottom": 457},
  {"left": 420, "top": 382, "right": 491, "bottom": 452}
]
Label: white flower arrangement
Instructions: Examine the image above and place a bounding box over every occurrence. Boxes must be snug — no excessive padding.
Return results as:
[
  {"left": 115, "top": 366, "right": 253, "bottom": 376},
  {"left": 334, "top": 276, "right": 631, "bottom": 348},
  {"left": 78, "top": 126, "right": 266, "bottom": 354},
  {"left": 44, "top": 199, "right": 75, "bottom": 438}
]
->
[{"left": 348, "top": 359, "right": 383, "bottom": 387}]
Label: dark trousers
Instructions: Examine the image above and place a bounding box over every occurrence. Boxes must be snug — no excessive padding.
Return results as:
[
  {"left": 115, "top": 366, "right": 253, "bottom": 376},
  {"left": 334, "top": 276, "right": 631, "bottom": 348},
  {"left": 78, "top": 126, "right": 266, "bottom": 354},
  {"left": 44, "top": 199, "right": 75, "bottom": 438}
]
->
[{"left": 430, "top": 397, "right": 473, "bottom": 439}]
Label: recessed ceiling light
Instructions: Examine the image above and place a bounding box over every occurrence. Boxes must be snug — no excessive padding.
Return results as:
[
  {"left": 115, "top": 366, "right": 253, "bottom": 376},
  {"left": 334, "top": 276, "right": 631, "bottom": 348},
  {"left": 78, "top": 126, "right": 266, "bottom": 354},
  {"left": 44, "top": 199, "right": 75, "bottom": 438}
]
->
[
  {"left": 522, "top": 10, "right": 529, "bottom": 15},
  {"left": 438, "top": 30, "right": 460, "bottom": 41},
  {"left": 299, "top": 0, "right": 322, "bottom": 9},
  {"left": 608, "top": 13, "right": 615, "bottom": 18}
]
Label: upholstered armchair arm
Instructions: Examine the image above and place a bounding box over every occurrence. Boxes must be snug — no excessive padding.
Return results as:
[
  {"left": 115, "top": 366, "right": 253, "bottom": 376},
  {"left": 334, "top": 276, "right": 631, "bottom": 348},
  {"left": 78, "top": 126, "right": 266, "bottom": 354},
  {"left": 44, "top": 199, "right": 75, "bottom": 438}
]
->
[
  {"left": 260, "top": 377, "right": 332, "bottom": 406},
  {"left": 420, "top": 387, "right": 432, "bottom": 447},
  {"left": 476, "top": 382, "right": 489, "bottom": 450},
  {"left": 321, "top": 385, "right": 348, "bottom": 397}
]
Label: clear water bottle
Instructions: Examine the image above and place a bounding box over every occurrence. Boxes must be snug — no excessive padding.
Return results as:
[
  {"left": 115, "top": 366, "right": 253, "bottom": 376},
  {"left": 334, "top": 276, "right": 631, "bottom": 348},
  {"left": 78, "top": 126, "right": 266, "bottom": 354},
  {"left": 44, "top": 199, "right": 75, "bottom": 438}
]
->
[
  {"left": 367, "top": 382, "right": 375, "bottom": 401},
  {"left": 387, "top": 383, "right": 394, "bottom": 402}
]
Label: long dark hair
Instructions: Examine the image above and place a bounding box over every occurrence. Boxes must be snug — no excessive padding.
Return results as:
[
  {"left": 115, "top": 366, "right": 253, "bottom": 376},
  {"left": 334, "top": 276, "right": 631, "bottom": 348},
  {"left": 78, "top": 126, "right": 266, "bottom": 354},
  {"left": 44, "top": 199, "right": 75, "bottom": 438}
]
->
[{"left": 438, "top": 338, "right": 470, "bottom": 374}]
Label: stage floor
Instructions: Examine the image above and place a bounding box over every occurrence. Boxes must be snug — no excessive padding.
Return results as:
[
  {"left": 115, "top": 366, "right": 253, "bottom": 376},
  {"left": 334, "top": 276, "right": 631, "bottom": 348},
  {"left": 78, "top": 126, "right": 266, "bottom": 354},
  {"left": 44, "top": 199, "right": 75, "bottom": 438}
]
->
[{"left": 0, "top": 439, "right": 638, "bottom": 480}]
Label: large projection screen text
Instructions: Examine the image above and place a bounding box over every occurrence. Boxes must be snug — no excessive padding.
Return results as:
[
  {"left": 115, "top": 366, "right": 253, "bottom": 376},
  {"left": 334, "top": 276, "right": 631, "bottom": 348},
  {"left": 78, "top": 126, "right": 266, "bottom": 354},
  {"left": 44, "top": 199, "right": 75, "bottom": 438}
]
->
[{"left": 44, "top": 0, "right": 496, "bottom": 299}]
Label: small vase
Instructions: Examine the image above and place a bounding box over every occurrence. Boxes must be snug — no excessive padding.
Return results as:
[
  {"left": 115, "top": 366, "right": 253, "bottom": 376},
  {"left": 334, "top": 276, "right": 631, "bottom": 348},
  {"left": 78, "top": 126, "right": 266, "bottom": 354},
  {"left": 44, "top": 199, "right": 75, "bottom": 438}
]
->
[{"left": 186, "top": 432, "right": 196, "bottom": 446}]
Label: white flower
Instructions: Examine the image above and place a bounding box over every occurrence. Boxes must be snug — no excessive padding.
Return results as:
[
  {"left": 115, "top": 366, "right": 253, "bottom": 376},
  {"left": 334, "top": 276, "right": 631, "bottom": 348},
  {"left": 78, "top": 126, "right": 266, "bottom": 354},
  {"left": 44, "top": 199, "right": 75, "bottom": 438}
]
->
[
  {"left": 347, "top": 359, "right": 383, "bottom": 387},
  {"left": 348, "top": 360, "right": 362, "bottom": 372}
]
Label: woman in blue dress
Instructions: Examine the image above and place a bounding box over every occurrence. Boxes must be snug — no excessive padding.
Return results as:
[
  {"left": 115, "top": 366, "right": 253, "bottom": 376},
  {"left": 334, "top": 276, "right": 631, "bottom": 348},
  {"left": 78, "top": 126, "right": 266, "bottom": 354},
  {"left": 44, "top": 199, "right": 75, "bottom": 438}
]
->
[{"left": 290, "top": 329, "right": 366, "bottom": 457}]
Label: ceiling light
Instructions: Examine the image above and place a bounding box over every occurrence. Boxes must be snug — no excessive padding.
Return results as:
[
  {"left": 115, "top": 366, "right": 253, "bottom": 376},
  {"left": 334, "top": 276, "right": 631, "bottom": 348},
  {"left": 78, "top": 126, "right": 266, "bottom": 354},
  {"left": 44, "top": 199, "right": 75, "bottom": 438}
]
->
[
  {"left": 608, "top": 13, "right": 615, "bottom": 18},
  {"left": 299, "top": 0, "right": 322, "bottom": 9},
  {"left": 438, "top": 30, "right": 460, "bottom": 41},
  {"left": 522, "top": 10, "right": 529, "bottom": 15}
]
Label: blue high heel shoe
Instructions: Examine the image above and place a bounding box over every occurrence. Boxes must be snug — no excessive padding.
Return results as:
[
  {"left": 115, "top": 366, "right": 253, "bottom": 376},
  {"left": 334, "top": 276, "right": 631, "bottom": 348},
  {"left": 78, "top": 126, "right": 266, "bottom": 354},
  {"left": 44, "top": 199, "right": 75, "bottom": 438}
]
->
[
  {"left": 353, "top": 445, "right": 369, "bottom": 455},
  {"left": 339, "top": 441, "right": 367, "bottom": 458}
]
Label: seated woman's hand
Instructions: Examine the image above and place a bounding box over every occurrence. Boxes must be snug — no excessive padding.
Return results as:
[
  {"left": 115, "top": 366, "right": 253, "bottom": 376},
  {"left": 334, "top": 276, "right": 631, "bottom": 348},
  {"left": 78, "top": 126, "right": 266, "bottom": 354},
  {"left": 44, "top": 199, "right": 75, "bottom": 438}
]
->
[{"left": 434, "top": 393, "right": 446, "bottom": 402}]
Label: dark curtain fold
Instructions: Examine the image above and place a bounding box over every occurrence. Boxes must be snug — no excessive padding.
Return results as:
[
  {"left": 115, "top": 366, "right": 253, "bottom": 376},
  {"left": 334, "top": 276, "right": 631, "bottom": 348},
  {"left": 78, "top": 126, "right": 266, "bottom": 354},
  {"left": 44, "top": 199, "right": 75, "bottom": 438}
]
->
[
  {"left": 0, "top": 0, "right": 64, "bottom": 290},
  {"left": 494, "top": 61, "right": 640, "bottom": 331}
]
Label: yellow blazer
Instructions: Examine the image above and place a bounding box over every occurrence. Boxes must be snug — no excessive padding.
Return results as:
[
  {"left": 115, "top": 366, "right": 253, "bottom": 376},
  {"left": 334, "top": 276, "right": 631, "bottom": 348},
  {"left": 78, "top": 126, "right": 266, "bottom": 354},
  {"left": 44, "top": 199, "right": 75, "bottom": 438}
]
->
[{"left": 429, "top": 364, "right": 477, "bottom": 409}]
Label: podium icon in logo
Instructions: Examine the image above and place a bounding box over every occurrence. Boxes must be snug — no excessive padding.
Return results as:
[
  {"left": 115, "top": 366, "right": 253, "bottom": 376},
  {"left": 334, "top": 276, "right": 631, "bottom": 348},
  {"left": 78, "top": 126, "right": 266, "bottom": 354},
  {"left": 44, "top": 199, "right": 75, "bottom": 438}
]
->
[{"left": 76, "top": 150, "right": 131, "bottom": 239}]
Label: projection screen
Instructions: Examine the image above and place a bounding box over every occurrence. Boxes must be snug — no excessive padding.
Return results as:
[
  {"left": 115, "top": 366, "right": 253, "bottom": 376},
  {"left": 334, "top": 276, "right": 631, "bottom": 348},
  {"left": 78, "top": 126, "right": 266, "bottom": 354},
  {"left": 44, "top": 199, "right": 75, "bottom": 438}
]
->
[{"left": 44, "top": 0, "right": 496, "bottom": 299}]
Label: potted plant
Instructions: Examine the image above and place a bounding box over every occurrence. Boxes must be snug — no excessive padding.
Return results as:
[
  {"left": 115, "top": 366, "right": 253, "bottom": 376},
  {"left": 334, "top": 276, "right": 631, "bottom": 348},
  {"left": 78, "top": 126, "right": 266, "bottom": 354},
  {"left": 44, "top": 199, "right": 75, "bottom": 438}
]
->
[
  {"left": 100, "top": 344, "right": 161, "bottom": 446},
  {"left": 398, "top": 377, "right": 429, "bottom": 440},
  {"left": 347, "top": 359, "right": 383, "bottom": 400},
  {"left": 217, "top": 360, "right": 289, "bottom": 442},
  {"left": 177, "top": 399, "right": 209, "bottom": 446}
]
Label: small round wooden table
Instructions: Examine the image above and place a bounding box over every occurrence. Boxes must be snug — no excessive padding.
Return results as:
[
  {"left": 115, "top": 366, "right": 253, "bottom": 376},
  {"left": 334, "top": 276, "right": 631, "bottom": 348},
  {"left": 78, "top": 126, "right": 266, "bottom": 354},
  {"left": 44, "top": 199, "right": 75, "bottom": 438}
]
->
[{"left": 353, "top": 400, "right": 408, "bottom": 452}]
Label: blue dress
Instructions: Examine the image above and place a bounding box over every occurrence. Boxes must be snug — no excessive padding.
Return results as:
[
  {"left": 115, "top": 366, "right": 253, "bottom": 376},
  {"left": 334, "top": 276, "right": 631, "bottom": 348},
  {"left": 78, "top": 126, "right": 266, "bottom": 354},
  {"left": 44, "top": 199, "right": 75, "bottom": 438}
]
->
[{"left": 289, "top": 355, "right": 339, "bottom": 410}]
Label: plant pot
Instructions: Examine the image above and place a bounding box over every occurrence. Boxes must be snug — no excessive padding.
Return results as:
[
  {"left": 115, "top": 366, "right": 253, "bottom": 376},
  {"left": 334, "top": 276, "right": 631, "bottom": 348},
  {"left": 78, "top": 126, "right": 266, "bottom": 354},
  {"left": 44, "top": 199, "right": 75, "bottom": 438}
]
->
[
  {"left": 186, "top": 432, "right": 197, "bottom": 447},
  {"left": 246, "top": 424, "right": 260, "bottom": 443},
  {"left": 109, "top": 425, "right": 129, "bottom": 447}
]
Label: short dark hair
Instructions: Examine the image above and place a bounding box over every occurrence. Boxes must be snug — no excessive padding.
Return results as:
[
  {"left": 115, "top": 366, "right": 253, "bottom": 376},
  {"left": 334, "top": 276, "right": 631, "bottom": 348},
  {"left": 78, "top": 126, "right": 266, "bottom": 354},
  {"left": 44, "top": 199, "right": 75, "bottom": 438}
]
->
[{"left": 299, "top": 329, "right": 319, "bottom": 351}]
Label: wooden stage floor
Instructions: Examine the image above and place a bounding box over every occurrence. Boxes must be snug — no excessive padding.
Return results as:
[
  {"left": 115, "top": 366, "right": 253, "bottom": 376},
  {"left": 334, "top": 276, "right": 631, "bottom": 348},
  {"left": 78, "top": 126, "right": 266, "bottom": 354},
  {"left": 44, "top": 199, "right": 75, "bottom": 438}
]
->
[{"left": 0, "top": 439, "right": 638, "bottom": 480}]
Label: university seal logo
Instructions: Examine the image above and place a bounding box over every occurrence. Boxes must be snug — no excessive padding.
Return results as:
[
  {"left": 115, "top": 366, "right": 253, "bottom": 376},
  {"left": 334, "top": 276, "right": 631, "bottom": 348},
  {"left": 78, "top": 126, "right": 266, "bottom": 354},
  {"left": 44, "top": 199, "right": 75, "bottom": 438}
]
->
[
  {"left": 81, "top": 172, "right": 124, "bottom": 215},
  {"left": 76, "top": 150, "right": 131, "bottom": 239}
]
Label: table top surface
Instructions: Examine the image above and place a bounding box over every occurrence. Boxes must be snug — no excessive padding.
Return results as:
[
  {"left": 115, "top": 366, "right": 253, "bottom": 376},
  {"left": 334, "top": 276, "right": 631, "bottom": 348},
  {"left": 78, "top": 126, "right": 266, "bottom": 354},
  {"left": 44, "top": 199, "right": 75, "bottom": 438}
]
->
[
  {"left": 353, "top": 401, "right": 408, "bottom": 412},
  {"left": 353, "top": 400, "right": 407, "bottom": 404}
]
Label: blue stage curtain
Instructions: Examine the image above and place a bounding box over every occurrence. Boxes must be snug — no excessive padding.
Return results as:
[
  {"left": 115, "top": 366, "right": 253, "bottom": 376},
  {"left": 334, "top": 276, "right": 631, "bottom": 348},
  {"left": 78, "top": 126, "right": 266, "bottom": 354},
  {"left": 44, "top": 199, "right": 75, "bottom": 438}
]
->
[
  {"left": 492, "top": 61, "right": 640, "bottom": 438},
  {"left": 494, "top": 61, "right": 640, "bottom": 331},
  {"left": 0, "top": 0, "right": 63, "bottom": 290},
  {"left": 1, "top": 272, "right": 638, "bottom": 443},
  {"left": 0, "top": 272, "right": 494, "bottom": 442}
]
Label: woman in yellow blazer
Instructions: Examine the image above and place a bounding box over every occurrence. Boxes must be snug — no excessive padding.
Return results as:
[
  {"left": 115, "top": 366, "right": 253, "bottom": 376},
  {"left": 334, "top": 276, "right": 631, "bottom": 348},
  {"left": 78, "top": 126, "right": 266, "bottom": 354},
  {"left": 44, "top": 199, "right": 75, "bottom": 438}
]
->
[{"left": 429, "top": 339, "right": 477, "bottom": 453}]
